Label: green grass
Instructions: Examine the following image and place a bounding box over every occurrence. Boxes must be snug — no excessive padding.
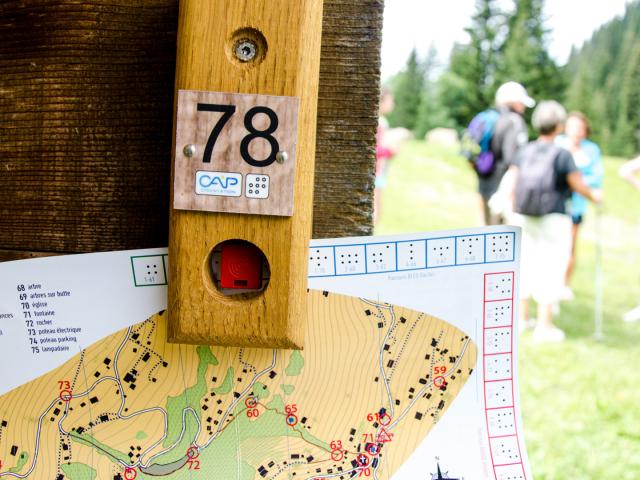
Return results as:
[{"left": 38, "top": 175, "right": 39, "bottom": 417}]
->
[{"left": 377, "top": 140, "right": 640, "bottom": 479}]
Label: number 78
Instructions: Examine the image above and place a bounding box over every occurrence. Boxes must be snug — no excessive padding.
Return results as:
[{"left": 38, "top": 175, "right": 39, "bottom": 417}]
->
[{"left": 196, "top": 103, "right": 280, "bottom": 168}]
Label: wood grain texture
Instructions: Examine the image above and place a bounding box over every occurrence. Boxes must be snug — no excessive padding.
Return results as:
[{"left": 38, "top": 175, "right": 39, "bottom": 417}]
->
[
  {"left": 0, "top": 0, "right": 381, "bottom": 261},
  {"left": 167, "top": 0, "right": 323, "bottom": 348},
  {"left": 313, "top": 0, "right": 381, "bottom": 238},
  {"left": 0, "top": 0, "right": 178, "bottom": 253},
  {"left": 0, "top": 249, "right": 57, "bottom": 263}
]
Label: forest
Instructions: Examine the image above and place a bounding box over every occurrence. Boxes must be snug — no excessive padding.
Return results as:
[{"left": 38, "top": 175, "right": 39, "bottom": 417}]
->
[{"left": 388, "top": 0, "right": 640, "bottom": 157}]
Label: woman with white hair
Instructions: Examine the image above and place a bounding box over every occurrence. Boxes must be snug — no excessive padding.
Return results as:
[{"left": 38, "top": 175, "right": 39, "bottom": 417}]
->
[{"left": 509, "top": 101, "right": 602, "bottom": 342}]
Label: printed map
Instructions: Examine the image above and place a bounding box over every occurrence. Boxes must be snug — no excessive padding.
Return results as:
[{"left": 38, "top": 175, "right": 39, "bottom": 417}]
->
[{"left": 0, "top": 290, "right": 476, "bottom": 480}]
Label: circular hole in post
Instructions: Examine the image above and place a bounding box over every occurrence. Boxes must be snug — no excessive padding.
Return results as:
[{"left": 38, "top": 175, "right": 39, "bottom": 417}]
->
[
  {"left": 226, "top": 27, "right": 268, "bottom": 67},
  {"left": 208, "top": 239, "right": 270, "bottom": 299}
]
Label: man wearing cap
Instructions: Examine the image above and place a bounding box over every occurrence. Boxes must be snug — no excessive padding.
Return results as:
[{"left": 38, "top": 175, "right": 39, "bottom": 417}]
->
[{"left": 480, "top": 81, "right": 535, "bottom": 224}]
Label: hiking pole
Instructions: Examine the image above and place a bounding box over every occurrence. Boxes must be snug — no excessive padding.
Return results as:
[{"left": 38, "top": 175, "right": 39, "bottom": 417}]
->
[{"left": 594, "top": 204, "right": 604, "bottom": 341}]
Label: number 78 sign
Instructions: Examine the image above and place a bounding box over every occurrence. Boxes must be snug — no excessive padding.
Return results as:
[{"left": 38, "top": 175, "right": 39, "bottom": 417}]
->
[{"left": 173, "top": 90, "right": 299, "bottom": 216}]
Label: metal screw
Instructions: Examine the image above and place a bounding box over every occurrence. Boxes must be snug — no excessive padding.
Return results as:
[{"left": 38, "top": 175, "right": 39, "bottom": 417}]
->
[
  {"left": 183, "top": 144, "right": 196, "bottom": 158},
  {"left": 235, "top": 40, "right": 257, "bottom": 62},
  {"left": 275, "top": 151, "right": 288, "bottom": 164}
]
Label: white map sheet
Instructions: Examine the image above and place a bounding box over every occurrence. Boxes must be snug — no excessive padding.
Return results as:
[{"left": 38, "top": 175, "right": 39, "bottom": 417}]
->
[{"left": 0, "top": 226, "right": 530, "bottom": 480}]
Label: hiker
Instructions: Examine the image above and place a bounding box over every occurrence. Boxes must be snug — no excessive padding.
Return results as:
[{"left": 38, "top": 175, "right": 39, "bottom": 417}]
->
[
  {"left": 508, "top": 101, "right": 602, "bottom": 342},
  {"left": 619, "top": 155, "right": 640, "bottom": 322},
  {"left": 474, "top": 82, "right": 534, "bottom": 225},
  {"left": 556, "top": 112, "right": 604, "bottom": 300}
]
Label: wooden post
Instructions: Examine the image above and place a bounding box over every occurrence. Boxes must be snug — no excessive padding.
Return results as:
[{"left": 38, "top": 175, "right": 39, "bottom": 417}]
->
[
  {"left": 166, "top": 0, "right": 324, "bottom": 348},
  {"left": 314, "top": 0, "right": 382, "bottom": 238},
  {"left": 0, "top": 1, "right": 381, "bottom": 258}
]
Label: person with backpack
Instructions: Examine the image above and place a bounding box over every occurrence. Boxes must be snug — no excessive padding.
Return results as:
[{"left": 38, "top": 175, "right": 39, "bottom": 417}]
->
[
  {"left": 509, "top": 101, "right": 602, "bottom": 342},
  {"left": 463, "top": 82, "right": 534, "bottom": 225}
]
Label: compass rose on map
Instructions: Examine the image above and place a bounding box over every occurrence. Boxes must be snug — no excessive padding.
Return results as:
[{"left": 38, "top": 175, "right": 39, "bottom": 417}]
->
[{"left": 429, "top": 460, "right": 461, "bottom": 480}]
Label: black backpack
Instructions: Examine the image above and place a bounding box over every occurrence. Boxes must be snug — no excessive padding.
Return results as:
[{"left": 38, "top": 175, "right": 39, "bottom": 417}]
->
[{"left": 515, "top": 143, "right": 562, "bottom": 217}]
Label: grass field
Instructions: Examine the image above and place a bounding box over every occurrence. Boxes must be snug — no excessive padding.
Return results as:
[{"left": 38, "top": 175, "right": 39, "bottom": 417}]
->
[{"left": 376, "top": 140, "right": 640, "bottom": 479}]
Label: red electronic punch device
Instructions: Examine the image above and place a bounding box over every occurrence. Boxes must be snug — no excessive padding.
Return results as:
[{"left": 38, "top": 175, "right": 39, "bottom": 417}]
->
[{"left": 220, "top": 242, "right": 263, "bottom": 290}]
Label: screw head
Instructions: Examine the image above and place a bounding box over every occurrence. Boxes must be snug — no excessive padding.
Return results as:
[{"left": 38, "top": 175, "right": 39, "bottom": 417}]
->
[
  {"left": 183, "top": 144, "right": 196, "bottom": 158},
  {"left": 275, "top": 151, "right": 288, "bottom": 164},
  {"left": 235, "top": 40, "right": 257, "bottom": 62}
]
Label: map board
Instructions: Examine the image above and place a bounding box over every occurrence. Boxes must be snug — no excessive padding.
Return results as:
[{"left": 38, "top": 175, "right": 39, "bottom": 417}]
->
[{"left": 0, "top": 227, "right": 531, "bottom": 480}]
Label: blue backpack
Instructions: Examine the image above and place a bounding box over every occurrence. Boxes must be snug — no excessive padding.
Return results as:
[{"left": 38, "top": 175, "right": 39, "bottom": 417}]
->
[{"left": 461, "top": 109, "right": 501, "bottom": 178}]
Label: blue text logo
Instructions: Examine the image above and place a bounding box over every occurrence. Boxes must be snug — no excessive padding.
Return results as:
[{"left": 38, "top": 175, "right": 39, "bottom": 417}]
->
[
  {"left": 198, "top": 174, "right": 239, "bottom": 189},
  {"left": 195, "top": 171, "right": 242, "bottom": 197}
]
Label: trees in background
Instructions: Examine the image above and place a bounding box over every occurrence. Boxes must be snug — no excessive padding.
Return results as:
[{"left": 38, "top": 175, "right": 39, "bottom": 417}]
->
[
  {"left": 565, "top": 1, "right": 640, "bottom": 156},
  {"left": 387, "top": 46, "right": 454, "bottom": 138},
  {"left": 495, "top": 0, "right": 565, "bottom": 103},
  {"left": 389, "top": 0, "right": 503, "bottom": 136},
  {"left": 386, "top": 48, "right": 424, "bottom": 131},
  {"left": 439, "top": 0, "right": 503, "bottom": 129},
  {"left": 414, "top": 46, "right": 454, "bottom": 138},
  {"left": 387, "top": 0, "right": 640, "bottom": 156}
]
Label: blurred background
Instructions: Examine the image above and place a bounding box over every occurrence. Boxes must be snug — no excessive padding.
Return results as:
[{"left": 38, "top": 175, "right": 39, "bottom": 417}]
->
[{"left": 377, "top": 1, "right": 640, "bottom": 478}]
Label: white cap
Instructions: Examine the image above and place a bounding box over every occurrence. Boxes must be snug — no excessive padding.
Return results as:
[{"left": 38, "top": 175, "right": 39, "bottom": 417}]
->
[{"left": 495, "top": 81, "right": 536, "bottom": 108}]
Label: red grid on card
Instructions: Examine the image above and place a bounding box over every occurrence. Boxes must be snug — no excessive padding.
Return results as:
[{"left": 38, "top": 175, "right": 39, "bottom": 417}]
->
[{"left": 483, "top": 272, "right": 527, "bottom": 480}]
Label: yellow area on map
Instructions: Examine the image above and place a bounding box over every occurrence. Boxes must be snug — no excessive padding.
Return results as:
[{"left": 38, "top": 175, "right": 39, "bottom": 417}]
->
[{"left": 0, "top": 290, "right": 476, "bottom": 479}]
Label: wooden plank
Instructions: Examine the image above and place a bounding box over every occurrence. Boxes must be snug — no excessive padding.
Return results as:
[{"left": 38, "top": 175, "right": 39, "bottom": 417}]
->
[
  {"left": 0, "top": 0, "right": 381, "bottom": 257},
  {"left": 167, "top": 0, "right": 324, "bottom": 348},
  {"left": 0, "top": 0, "right": 178, "bottom": 253},
  {"left": 0, "top": 250, "right": 58, "bottom": 263},
  {"left": 314, "top": 0, "right": 381, "bottom": 238}
]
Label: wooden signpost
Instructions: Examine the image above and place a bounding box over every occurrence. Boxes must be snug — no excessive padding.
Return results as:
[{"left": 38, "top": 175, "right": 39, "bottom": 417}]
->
[
  {"left": 167, "top": 0, "right": 324, "bottom": 348},
  {"left": 0, "top": 0, "right": 383, "bottom": 346}
]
